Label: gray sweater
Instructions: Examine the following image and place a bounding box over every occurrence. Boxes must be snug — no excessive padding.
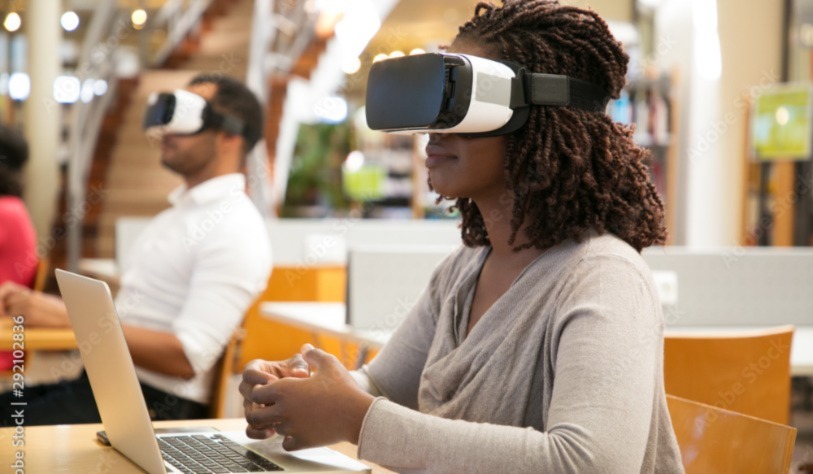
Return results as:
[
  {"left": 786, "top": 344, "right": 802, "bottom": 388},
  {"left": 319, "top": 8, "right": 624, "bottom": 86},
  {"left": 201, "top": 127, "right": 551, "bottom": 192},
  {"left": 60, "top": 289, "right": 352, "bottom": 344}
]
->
[{"left": 352, "top": 234, "right": 684, "bottom": 473}]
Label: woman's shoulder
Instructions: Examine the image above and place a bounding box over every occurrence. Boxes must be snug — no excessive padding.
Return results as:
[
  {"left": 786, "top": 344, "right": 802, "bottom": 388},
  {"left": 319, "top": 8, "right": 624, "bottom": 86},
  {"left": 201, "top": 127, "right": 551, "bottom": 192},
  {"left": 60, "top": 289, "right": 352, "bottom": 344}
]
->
[
  {"left": 558, "top": 232, "right": 652, "bottom": 277},
  {"left": 429, "top": 244, "right": 487, "bottom": 288},
  {"left": 0, "top": 196, "right": 31, "bottom": 220}
]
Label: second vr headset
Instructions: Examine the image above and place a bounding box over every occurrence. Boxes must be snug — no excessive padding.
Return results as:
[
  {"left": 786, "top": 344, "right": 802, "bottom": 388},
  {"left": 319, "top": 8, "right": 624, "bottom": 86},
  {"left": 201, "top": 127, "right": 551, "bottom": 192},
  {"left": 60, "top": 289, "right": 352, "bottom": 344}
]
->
[
  {"left": 142, "top": 89, "right": 256, "bottom": 143},
  {"left": 365, "top": 53, "right": 611, "bottom": 137}
]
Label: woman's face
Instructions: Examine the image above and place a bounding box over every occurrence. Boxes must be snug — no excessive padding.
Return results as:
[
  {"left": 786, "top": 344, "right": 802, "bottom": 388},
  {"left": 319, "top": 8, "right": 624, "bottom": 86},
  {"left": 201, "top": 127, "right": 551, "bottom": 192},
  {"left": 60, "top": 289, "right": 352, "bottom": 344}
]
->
[
  {"left": 424, "top": 40, "right": 508, "bottom": 202},
  {"left": 425, "top": 132, "right": 507, "bottom": 201}
]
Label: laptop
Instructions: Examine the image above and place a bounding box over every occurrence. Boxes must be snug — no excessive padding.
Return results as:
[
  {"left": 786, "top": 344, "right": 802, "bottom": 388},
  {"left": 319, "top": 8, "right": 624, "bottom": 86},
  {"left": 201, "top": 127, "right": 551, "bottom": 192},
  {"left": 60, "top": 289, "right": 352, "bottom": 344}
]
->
[{"left": 55, "top": 269, "right": 371, "bottom": 474}]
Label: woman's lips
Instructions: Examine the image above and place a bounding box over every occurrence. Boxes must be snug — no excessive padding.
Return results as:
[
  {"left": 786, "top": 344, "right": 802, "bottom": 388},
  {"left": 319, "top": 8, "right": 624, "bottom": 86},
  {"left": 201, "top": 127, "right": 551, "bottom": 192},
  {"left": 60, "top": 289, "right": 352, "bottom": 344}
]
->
[{"left": 425, "top": 145, "right": 455, "bottom": 168}]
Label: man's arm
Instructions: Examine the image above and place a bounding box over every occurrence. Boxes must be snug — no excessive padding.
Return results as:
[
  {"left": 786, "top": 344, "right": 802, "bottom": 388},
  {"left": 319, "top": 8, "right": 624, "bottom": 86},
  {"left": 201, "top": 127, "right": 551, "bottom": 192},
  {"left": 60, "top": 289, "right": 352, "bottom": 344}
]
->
[{"left": 122, "top": 324, "right": 195, "bottom": 379}]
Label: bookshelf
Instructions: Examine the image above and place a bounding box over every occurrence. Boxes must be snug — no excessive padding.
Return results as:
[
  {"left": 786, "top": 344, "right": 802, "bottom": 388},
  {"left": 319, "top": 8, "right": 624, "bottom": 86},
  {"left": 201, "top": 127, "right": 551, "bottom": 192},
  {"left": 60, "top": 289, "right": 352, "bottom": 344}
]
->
[{"left": 610, "top": 70, "right": 680, "bottom": 242}]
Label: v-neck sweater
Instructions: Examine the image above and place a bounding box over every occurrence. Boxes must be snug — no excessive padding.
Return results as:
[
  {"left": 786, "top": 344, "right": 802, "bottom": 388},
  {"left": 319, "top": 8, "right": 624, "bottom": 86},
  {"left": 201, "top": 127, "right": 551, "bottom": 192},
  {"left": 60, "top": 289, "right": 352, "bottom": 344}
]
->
[{"left": 353, "top": 233, "right": 683, "bottom": 473}]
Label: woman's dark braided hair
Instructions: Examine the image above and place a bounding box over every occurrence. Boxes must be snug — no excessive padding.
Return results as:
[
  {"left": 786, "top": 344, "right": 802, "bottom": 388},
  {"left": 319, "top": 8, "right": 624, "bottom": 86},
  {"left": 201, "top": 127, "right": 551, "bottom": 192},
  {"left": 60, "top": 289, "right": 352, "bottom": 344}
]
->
[{"left": 451, "top": 0, "right": 666, "bottom": 252}]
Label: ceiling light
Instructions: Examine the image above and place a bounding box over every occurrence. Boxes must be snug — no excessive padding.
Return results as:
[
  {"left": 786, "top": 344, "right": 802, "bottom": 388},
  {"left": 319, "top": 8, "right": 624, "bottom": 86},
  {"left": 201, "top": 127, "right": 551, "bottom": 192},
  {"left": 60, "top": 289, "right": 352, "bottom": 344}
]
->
[
  {"left": 341, "top": 56, "right": 361, "bottom": 74},
  {"left": 4, "top": 12, "right": 21, "bottom": 33},
  {"left": 409, "top": 48, "right": 426, "bottom": 56},
  {"left": 131, "top": 9, "right": 148, "bottom": 29},
  {"left": 372, "top": 53, "right": 388, "bottom": 63},
  {"left": 61, "top": 11, "right": 80, "bottom": 32},
  {"left": 93, "top": 79, "right": 108, "bottom": 96},
  {"left": 314, "top": 95, "right": 348, "bottom": 123},
  {"left": 80, "top": 79, "right": 95, "bottom": 103},
  {"left": 54, "top": 75, "right": 81, "bottom": 104},
  {"left": 8, "top": 72, "right": 29, "bottom": 101},
  {"left": 388, "top": 51, "right": 404, "bottom": 59}
]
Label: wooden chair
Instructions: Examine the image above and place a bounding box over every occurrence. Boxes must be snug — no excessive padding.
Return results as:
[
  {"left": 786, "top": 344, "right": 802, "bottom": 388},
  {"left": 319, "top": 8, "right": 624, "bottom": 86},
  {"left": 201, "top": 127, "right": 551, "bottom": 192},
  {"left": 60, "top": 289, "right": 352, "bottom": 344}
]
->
[
  {"left": 208, "top": 266, "right": 348, "bottom": 417},
  {"left": 663, "top": 325, "right": 794, "bottom": 424},
  {"left": 237, "top": 266, "right": 346, "bottom": 370},
  {"left": 208, "top": 328, "right": 244, "bottom": 418},
  {"left": 32, "top": 256, "right": 50, "bottom": 292},
  {"left": 667, "top": 394, "right": 796, "bottom": 473}
]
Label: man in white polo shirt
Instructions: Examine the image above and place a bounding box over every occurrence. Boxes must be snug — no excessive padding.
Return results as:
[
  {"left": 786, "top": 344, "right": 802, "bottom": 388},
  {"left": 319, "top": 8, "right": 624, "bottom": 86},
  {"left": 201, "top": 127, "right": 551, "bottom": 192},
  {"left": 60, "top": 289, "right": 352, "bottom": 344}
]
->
[{"left": 0, "top": 74, "right": 271, "bottom": 424}]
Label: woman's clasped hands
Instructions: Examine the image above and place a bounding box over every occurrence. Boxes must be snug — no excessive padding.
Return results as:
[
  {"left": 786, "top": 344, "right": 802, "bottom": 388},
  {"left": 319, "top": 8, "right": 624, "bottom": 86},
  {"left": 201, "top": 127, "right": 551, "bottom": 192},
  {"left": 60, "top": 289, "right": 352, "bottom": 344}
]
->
[{"left": 240, "top": 344, "right": 375, "bottom": 451}]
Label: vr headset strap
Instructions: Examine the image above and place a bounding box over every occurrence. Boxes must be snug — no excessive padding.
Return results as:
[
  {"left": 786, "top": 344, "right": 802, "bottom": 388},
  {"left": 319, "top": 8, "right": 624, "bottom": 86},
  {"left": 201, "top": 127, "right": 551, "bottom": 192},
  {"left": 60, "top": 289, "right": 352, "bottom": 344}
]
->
[
  {"left": 510, "top": 71, "right": 609, "bottom": 113},
  {"left": 207, "top": 109, "right": 259, "bottom": 145}
]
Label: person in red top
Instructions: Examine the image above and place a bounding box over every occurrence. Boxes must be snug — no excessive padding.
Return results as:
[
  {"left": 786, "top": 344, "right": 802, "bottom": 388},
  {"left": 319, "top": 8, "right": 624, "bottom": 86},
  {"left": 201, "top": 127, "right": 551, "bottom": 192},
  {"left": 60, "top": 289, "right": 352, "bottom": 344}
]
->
[
  {"left": 0, "top": 124, "right": 37, "bottom": 371},
  {"left": 0, "top": 124, "right": 37, "bottom": 288}
]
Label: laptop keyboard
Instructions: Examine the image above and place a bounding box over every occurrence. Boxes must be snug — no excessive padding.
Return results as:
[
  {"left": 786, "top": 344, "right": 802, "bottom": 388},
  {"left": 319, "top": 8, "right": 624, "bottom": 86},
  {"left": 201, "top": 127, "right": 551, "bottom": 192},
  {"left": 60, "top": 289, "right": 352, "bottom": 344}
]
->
[{"left": 158, "top": 434, "right": 283, "bottom": 473}]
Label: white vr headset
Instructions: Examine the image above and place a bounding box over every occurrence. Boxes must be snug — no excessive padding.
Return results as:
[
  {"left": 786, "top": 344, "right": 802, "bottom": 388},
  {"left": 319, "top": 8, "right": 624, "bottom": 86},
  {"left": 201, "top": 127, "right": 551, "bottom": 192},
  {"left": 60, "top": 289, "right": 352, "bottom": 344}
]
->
[
  {"left": 365, "top": 53, "right": 610, "bottom": 137},
  {"left": 142, "top": 89, "right": 253, "bottom": 142}
]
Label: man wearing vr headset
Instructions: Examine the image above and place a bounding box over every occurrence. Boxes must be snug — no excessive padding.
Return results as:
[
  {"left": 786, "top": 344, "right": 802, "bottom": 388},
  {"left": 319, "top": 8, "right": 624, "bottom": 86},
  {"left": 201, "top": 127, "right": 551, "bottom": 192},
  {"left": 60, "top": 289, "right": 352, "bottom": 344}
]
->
[
  {"left": 0, "top": 74, "right": 271, "bottom": 425},
  {"left": 241, "top": 1, "right": 683, "bottom": 472}
]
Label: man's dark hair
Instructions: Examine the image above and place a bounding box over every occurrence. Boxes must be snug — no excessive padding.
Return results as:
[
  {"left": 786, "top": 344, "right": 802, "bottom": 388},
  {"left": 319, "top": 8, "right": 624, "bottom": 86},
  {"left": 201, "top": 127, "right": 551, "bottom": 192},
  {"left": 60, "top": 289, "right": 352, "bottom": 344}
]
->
[
  {"left": 0, "top": 124, "right": 28, "bottom": 197},
  {"left": 189, "top": 74, "right": 264, "bottom": 156},
  {"left": 449, "top": 0, "right": 666, "bottom": 252}
]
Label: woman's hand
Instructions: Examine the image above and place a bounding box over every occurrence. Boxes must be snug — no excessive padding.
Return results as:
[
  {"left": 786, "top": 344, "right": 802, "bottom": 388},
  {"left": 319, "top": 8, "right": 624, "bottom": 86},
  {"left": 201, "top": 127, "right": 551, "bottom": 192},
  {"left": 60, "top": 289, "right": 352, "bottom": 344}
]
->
[
  {"left": 243, "top": 344, "right": 375, "bottom": 450},
  {"left": 240, "top": 351, "right": 312, "bottom": 439}
]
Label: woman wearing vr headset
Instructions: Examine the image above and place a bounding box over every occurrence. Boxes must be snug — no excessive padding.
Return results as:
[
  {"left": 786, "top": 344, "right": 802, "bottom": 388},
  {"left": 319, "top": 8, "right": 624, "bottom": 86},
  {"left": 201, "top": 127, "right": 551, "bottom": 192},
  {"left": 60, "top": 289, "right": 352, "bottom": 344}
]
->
[{"left": 241, "top": 1, "right": 683, "bottom": 472}]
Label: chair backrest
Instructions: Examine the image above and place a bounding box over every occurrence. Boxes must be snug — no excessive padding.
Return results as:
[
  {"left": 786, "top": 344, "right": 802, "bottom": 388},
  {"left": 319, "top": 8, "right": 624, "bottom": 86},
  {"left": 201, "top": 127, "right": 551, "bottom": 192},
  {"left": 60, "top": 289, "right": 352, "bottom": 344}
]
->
[
  {"left": 32, "top": 256, "right": 50, "bottom": 292},
  {"left": 663, "top": 325, "right": 793, "bottom": 424},
  {"left": 667, "top": 394, "right": 796, "bottom": 473},
  {"left": 208, "top": 328, "right": 244, "bottom": 418}
]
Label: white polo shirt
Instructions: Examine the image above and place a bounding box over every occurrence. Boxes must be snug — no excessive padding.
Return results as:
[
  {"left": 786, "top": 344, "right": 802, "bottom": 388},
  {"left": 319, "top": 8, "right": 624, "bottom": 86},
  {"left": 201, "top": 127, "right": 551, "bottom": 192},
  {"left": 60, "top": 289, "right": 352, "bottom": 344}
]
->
[{"left": 115, "top": 173, "right": 271, "bottom": 404}]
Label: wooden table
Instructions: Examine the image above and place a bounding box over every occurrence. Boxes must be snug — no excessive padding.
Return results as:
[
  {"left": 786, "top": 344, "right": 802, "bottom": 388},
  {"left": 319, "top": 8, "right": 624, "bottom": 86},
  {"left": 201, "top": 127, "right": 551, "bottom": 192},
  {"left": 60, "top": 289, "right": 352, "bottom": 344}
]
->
[
  {"left": 0, "top": 418, "right": 394, "bottom": 473},
  {"left": 0, "top": 318, "right": 76, "bottom": 351}
]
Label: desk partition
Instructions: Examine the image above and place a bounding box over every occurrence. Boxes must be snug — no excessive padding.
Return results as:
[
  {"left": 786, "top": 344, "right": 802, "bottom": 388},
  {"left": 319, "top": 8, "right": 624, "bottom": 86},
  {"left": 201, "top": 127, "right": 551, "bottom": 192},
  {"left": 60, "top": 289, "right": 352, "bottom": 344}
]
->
[
  {"left": 267, "top": 218, "right": 462, "bottom": 266},
  {"left": 642, "top": 247, "right": 813, "bottom": 327},
  {"left": 346, "top": 245, "right": 456, "bottom": 331}
]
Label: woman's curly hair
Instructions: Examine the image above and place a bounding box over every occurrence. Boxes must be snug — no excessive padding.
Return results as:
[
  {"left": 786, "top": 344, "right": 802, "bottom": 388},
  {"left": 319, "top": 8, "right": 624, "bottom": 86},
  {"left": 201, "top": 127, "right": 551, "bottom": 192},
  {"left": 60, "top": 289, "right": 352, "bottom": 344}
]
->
[{"left": 451, "top": 0, "right": 666, "bottom": 252}]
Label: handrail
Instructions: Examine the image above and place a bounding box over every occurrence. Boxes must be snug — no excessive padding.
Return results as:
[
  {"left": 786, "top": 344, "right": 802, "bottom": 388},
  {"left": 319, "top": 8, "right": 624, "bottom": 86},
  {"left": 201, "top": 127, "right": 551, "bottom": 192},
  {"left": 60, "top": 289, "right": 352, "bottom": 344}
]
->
[
  {"left": 65, "top": 0, "right": 217, "bottom": 271},
  {"left": 146, "top": 0, "right": 214, "bottom": 67},
  {"left": 65, "top": 0, "right": 123, "bottom": 272},
  {"left": 244, "top": 0, "right": 276, "bottom": 220},
  {"left": 245, "top": 0, "right": 320, "bottom": 216}
]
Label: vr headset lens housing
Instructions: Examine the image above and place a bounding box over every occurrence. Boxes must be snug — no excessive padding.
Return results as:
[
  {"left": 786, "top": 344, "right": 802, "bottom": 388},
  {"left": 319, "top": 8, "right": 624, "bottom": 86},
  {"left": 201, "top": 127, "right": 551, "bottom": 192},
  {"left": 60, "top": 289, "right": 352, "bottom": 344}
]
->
[
  {"left": 142, "top": 89, "right": 252, "bottom": 144},
  {"left": 365, "top": 53, "right": 610, "bottom": 137},
  {"left": 143, "top": 89, "right": 208, "bottom": 135}
]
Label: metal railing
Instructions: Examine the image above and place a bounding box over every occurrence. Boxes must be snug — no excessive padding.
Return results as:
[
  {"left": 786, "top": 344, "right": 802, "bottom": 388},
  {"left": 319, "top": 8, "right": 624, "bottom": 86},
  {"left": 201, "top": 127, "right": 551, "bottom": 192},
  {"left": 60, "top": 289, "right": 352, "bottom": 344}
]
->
[
  {"left": 65, "top": 0, "right": 123, "bottom": 272},
  {"left": 144, "top": 0, "right": 214, "bottom": 67},
  {"left": 65, "top": 0, "right": 218, "bottom": 271}
]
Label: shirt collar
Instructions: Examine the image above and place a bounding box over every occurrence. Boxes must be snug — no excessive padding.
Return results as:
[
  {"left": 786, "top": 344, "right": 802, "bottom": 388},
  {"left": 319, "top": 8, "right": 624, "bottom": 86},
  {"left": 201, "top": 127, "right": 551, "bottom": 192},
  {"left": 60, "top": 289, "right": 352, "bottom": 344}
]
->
[{"left": 168, "top": 173, "right": 246, "bottom": 206}]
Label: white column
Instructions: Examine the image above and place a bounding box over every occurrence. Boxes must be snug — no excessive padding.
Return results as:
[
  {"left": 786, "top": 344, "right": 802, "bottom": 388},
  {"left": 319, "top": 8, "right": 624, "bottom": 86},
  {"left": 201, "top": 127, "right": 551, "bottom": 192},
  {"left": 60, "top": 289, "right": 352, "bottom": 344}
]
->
[
  {"left": 656, "top": 0, "right": 783, "bottom": 247},
  {"left": 22, "top": 0, "right": 61, "bottom": 244}
]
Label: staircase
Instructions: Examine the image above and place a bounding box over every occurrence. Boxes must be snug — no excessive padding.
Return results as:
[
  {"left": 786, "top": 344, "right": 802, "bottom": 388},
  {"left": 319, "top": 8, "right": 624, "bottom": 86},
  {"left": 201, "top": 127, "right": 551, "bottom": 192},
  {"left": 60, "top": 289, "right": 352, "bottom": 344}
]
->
[{"left": 95, "top": 0, "right": 252, "bottom": 258}]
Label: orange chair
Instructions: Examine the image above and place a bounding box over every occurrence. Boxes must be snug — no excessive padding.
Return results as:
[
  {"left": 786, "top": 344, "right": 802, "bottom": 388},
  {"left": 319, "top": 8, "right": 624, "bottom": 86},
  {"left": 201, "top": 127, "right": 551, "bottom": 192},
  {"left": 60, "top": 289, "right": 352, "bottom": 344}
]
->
[
  {"left": 208, "top": 328, "right": 244, "bottom": 418},
  {"left": 667, "top": 394, "right": 796, "bottom": 473},
  {"left": 663, "top": 325, "right": 794, "bottom": 424},
  {"left": 32, "top": 257, "right": 50, "bottom": 292},
  {"left": 237, "top": 265, "right": 347, "bottom": 372}
]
